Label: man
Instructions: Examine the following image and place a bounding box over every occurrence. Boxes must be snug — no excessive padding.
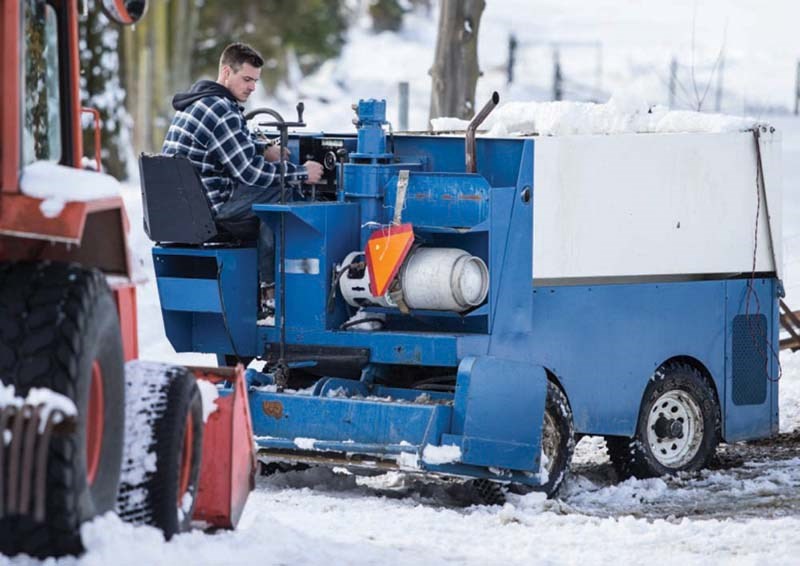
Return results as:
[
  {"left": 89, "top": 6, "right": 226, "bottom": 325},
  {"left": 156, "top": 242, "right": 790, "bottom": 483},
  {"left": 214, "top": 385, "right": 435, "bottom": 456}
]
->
[{"left": 162, "top": 42, "right": 322, "bottom": 316}]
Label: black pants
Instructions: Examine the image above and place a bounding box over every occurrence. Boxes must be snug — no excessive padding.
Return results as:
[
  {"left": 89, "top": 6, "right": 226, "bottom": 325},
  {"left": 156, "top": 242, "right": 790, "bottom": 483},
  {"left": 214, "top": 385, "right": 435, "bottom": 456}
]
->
[{"left": 215, "top": 182, "right": 282, "bottom": 284}]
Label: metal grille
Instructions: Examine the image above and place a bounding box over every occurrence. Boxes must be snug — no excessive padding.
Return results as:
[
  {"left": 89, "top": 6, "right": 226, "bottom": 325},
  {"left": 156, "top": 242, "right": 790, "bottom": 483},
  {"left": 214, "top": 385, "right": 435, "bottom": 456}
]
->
[{"left": 732, "top": 314, "right": 768, "bottom": 406}]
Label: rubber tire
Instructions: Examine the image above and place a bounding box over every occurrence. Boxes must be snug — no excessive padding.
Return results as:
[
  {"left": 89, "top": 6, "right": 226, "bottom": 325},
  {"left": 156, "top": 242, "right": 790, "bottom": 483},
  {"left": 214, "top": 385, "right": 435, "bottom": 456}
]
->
[
  {"left": 0, "top": 262, "right": 125, "bottom": 558},
  {"left": 606, "top": 362, "right": 721, "bottom": 479},
  {"left": 464, "top": 479, "right": 506, "bottom": 506},
  {"left": 117, "top": 362, "right": 204, "bottom": 540},
  {"left": 505, "top": 381, "right": 575, "bottom": 500},
  {"left": 535, "top": 381, "right": 575, "bottom": 498}
]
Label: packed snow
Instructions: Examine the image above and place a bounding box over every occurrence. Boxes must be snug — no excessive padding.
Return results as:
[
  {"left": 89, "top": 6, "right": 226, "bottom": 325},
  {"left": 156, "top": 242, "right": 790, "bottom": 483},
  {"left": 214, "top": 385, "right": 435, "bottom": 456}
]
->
[
  {"left": 20, "top": 161, "right": 122, "bottom": 218},
  {"left": 293, "top": 437, "right": 317, "bottom": 450},
  {"left": 421, "top": 443, "right": 461, "bottom": 465},
  {"left": 118, "top": 362, "right": 169, "bottom": 496},
  {"left": 432, "top": 97, "right": 760, "bottom": 137},
  {"left": 7, "top": 1, "right": 800, "bottom": 563}
]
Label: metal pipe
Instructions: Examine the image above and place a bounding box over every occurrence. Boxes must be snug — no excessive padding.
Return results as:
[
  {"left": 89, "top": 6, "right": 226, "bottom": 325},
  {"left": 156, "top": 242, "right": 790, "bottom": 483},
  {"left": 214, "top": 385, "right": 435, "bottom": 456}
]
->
[{"left": 465, "top": 92, "right": 499, "bottom": 173}]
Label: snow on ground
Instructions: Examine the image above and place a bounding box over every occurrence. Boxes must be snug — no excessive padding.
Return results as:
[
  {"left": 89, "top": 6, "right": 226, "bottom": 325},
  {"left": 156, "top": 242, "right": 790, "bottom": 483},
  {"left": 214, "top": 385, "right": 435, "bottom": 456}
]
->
[
  {"left": 258, "top": 0, "right": 800, "bottom": 133},
  {"left": 9, "top": 2, "right": 800, "bottom": 564},
  {"left": 71, "top": 116, "right": 800, "bottom": 566}
]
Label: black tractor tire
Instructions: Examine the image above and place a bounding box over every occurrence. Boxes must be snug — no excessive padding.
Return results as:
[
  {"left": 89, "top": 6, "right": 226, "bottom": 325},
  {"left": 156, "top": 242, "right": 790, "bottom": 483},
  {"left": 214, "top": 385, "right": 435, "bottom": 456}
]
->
[
  {"left": 535, "top": 380, "right": 575, "bottom": 498},
  {"left": 0, "top": 262, "right": 125, "bottom": 558},
  {"left": 117, "top": 362, "right": 204, "bottom": 540},
  {"left": 606, "top": 361, "right": 721, "bottom": 479}
]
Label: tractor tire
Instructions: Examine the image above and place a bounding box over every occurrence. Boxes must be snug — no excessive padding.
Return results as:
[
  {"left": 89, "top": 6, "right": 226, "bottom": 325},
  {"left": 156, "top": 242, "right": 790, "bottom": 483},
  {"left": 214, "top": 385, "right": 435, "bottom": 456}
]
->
[
  {"left": 0, "top": 262, "right": 125, "bottom": 558},
  {"left": 117, "top": 362, "right": 204, "bottom": 540},
  {"left": 606, "top": 361, "right": 721, "bottom": 479}
]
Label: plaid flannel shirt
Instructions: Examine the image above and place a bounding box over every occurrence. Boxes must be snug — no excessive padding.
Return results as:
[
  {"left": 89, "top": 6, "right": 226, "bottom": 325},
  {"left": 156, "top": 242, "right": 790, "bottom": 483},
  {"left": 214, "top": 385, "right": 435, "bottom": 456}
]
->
[{"left": 162, "top": 96, "right": 307, "bottom": 215}]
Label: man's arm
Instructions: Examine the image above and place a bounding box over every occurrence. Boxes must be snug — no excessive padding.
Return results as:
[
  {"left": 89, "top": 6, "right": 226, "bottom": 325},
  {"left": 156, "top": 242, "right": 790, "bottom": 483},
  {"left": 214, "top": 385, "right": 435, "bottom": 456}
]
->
[{"left": 210, "top": 111, "right": 307, "bottom": 187}]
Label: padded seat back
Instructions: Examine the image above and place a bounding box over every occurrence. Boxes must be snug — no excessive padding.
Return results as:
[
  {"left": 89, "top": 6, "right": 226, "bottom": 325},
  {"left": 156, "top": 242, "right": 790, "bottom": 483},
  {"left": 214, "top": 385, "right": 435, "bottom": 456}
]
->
[{"left": 139, "top": 154, "right": 218, "bottom": 244}]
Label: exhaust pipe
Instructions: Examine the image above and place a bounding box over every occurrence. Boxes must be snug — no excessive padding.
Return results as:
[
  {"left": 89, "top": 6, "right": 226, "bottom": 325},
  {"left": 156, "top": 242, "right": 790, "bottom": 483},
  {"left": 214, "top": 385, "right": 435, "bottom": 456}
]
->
[{"left": 465, "top": 92, "right": 500, "bottom": 173}]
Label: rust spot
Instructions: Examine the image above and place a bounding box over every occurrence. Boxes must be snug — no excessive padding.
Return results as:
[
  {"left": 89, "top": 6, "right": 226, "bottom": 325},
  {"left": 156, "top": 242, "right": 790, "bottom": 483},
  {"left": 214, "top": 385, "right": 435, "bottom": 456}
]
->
[
  {"left": 458, "top": 194, "right": 484, "bottom": 201},
  {"left": 412, "top": 193, "right": 428, "bottom": 200},
  {"left": 441, "top": 194, "right": 454, "bottom": 200},
  {"left": 262, "top": 401, "right": 284, "bottom": 419}
]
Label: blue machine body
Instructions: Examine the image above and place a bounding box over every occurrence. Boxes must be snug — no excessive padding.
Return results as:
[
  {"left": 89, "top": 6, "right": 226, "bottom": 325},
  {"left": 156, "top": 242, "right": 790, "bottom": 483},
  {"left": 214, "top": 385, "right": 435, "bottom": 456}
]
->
[{"left": 152, "top": 100, "right": 780, "bottom": 485}]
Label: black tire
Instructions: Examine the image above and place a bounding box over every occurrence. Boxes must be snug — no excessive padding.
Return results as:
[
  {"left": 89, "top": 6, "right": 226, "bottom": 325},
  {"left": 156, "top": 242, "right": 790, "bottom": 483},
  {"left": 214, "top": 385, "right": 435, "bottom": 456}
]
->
[
  {"left": 464, "top": 479, "right": 506, "bottom": 506},
  {"left": 536, "top": 381, "right": 575, "bottom": 497},
  {"left": 0, "top": 262, "right": 125, "bottom": 558},
  {"left": 606, "top": 361, "right": 721, "bottom": 479},
  {"left": 507, "top": 380, "right": 575, "bottom": 499},
  {"left": 117, "top": 362, "right": 204, "bottom": 540}
]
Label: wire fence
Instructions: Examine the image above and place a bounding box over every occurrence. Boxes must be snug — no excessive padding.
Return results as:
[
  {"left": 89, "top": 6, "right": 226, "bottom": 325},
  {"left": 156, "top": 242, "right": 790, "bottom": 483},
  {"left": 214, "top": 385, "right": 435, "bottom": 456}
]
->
[{"left": 506, "top": 34, "right": 800, "bottom": 114}]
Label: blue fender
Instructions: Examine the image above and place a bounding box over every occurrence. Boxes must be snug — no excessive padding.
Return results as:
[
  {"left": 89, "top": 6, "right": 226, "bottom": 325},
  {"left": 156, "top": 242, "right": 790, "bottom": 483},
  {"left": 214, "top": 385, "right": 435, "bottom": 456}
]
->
[{"left": 443, "top": 355, "right": 547, "bottom": 471}]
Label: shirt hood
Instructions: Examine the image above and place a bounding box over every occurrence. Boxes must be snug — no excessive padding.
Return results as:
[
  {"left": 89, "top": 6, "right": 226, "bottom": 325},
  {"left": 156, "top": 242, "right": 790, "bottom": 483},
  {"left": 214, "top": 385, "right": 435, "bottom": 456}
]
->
[{"left": 172, "top": 80, "right": 239, "bottom": 111}]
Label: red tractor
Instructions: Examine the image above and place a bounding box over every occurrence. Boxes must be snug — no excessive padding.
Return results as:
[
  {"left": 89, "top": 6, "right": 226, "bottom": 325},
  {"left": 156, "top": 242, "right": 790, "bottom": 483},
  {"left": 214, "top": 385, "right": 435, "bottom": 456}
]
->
[{"left": 0, "top": 1, "right": 254, "bottom": 557}]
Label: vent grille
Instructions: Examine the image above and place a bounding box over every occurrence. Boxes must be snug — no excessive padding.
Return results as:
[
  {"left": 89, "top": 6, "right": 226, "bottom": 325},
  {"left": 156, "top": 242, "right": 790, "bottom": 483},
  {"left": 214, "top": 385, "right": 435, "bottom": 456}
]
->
[{"left": 732, "top": 314, "right": 768, "bottom": 406}]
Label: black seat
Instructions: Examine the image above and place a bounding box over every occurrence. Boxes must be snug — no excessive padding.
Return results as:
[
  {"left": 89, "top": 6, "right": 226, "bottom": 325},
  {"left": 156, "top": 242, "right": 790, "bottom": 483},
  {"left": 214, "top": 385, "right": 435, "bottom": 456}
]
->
[{"left": 139, "top": 154, "right": 219, "bottom": 244}]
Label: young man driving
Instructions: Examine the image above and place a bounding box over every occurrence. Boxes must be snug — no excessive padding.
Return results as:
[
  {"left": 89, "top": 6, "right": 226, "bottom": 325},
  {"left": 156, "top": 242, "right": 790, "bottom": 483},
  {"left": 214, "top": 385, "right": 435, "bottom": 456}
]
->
[{"left": 163, "top": 42, "right": 322, "bottom": 318}]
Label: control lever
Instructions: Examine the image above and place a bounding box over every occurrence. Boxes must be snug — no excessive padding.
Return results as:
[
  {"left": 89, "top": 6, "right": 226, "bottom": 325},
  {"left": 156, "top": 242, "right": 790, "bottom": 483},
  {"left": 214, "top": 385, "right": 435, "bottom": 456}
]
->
[{"left": 241, "top": 104, "right": 309, "bottom": 387}]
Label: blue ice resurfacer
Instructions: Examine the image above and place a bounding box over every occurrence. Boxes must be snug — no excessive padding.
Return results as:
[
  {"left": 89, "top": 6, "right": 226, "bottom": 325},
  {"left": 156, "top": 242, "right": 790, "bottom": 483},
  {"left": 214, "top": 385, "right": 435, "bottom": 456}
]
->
[{"left": 141, "top": 95, "right": 782, "bottom": 497}]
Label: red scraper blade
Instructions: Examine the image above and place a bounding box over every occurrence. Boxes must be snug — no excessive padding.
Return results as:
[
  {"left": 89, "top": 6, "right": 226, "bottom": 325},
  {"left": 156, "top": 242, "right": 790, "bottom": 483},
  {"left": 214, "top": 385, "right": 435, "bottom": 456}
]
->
[{"left": 191, "top": 364, "right": 256, "bottom": 529}]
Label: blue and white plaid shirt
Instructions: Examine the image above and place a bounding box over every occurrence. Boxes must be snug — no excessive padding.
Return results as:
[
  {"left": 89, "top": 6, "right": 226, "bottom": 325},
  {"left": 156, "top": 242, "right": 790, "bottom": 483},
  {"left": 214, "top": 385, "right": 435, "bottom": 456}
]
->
[{"left": 162, "top": 95, "right": 306, "bottom": 215}]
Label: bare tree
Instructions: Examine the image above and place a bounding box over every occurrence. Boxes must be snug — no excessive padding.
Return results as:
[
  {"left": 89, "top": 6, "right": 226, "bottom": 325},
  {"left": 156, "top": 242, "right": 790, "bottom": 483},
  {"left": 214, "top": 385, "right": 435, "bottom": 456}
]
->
[{"left": 428, "top": 0, "right": 486, "bottom": 124}]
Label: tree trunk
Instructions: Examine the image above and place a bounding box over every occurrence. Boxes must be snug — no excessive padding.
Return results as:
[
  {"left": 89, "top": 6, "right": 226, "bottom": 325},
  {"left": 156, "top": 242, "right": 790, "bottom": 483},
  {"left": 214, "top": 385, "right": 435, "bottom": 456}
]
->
[
  {"left": 79, "top": 0, "right": 132, "bottom": 178},
  {"left": 428, "top": 0, "right": 486, "bottom": 124},
  {"left": 151, "top": 0, "right": 170, "bottom": 150},
  {"left": 171, "top": 0, "right": 198, "bottom": 93}
]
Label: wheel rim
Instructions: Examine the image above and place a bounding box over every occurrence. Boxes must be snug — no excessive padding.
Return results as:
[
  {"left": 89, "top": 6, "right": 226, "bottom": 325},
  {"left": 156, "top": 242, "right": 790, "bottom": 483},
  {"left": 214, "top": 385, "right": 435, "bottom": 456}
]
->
[
  {"left": 540, "top": 410, "right": 561, "bottom": 480},
  {"left": 646, "top": 390, "right": 703, "bottom": 467},
  {"left": 86, "top": 360, "right": 104, "bottom": 486},
  {"left": 178, "top": 412, "right": 194, "bottom": 506}
]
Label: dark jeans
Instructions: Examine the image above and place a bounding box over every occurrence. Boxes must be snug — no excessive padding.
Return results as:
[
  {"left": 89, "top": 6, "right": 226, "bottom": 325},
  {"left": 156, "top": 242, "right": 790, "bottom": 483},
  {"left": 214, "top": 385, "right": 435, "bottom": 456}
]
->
[{"left": 215, "top": 182, "right": 281, "bottom": 285}]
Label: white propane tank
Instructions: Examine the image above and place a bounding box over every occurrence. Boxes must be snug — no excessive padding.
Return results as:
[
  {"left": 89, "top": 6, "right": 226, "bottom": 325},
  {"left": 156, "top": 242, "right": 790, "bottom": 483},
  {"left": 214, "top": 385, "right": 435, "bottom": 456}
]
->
[
  {"left": 339, "top": 248, "right": 489, "bottom": 312},
  {"left": 400, "top": 248, "right": 489, "bottom": 311},
  {"left": 338, "top": 251, "right": 395, "bottom": 308}
]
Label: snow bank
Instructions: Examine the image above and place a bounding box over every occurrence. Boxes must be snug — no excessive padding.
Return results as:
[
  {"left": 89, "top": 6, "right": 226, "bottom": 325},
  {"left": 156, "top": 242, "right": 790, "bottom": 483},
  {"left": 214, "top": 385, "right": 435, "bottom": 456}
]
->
[
  {"left": 20, "top": 161, "right": 122, "bottom": 218},
  {"left": 779, "top": 351, "right": 800, "bottom": 432},
  {"left": 432, "top": 96, "right": 760, "bottom": 137},
  {"left": 429, "top": 117, "right": 470, "bottom": 131}
]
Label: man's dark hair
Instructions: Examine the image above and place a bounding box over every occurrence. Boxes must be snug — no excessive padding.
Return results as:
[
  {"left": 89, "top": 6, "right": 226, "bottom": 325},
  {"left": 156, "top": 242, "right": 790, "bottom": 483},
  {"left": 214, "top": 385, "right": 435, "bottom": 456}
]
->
[{"left": 219, "top": 42, "right": 264, "bottom": 72}]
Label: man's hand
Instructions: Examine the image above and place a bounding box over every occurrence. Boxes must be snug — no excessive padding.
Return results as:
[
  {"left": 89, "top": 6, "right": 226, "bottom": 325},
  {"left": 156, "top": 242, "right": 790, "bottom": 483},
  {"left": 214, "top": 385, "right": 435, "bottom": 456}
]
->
[
  {"left": 303, "top": 161, "right": 323, "bottom": 184},
  {"left": 264, "top": 144, "right": 290, "bottom": 162}
]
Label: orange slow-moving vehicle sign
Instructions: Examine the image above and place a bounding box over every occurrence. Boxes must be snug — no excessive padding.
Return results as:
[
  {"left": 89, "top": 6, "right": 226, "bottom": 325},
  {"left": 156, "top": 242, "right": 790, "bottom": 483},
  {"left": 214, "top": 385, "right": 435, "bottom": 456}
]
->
[{"left": 365, "top": 223, "right": 414, "bottom": 297}]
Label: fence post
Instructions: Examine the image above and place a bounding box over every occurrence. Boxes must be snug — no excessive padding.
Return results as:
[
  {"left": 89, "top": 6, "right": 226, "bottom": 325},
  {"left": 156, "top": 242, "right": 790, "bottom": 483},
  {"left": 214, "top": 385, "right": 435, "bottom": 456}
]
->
[
  {"left": 714, "top": 54, "right": 725, "bottom": 112},
  {"left": 398, "top": 81, "right": 409, "bottom": 131},
  {"left": 669, "top": 57, "right": 677, "bottom": 109},
  {"left": 506, "top": 33, "right": 517, "bottom": 84},
  {"left": 552, "top": 49, "right": 563, "bottom": 101},
  {"left": 795, "top": 61, "right": 800, "bottom": 116}
]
